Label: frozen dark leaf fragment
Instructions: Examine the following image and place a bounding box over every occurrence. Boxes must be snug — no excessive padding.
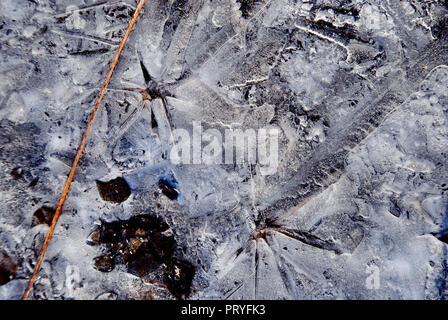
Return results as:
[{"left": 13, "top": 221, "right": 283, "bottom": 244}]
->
[
  {"left": 87, "top": 230, "right": 100, "bottom": 244},
  {"left": 126, "top": 251, "right": 162, "bottom": 278},
  {"left": 0, "top": 251, "right": 17, "bottom": 285},
  {"left": 96, "top": 177, "right": 131, "bottom": 203},
  {"left": 163, "top": 258, "right": 195, "bottom": 300},
  {"left": 96, "top": 214, "right": 171, "bottom": 244},
  {"left": 90, "top": 214, "right": 194, "bottom": 298},
  {"left": 31, "top": 206, "right": 56, "bottom": 228},
  {"left": 97, "top": 220, "right": 124, "bottom": 244},
  {"left": 150, "top": 230, "right": 175, "bottom": 259},
  {"left": 10, "top": 167, "right": 23, "bottom": 180},
  {"left": 93, "top": 255, "right": 115, "bottom": 273},
  {"left": 158, "top": 179, "right": 179, "bottom": 200}
]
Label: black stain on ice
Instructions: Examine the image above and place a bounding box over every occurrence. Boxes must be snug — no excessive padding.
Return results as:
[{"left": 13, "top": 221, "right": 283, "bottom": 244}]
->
[
  {"left": 0, "top": 251, "right": 17, "bottom": 285},
  {"left": 29, "top": 176, "right": 39, "bottom": 187},
  {"left": 164, "top": 258, "right": 196, "bottom": 299},
  {"left": 31, "top": 205, "right": 56, "bottom": 228},
  {"left": 10, "top": 167, "right": 23, "bottom": 180},
  {"left": 96, "top": 177, "right": 131, "bottom": 204},
  {"left": 237, "top": 0, "right": 264, "bottom": 18},
  {"left": 158, "top": 178, "right": 179, "bottom": 200},
  {"left": 89, "top": 214, "right": 195, "bottom": 299}
]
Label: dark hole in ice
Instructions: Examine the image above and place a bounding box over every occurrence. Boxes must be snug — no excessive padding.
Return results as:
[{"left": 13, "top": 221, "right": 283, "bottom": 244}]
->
[
  {"left": 29, "top": 177, "right": 39, "bottom": 187},
  {"left": 89, "top": 214, "right": 195, "bottom": 299},
  {"left": 96, "top": 177, "right": 131, "bottom": 203},
  {"left": 10, "top": 167, "right": 23, "bottom": 180},
  {"left": 0, "top": 251, "right": 17, "bottom": 285},
  {"left": 31, "top": 206, "right": 56, "bottom": 228},
  {"left": 158, "top": 179, "right": 179, "bottom": 200}
]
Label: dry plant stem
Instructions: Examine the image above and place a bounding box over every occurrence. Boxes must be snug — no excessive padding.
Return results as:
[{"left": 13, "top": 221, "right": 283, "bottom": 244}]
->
[{"left": 22, "top": 0, "right": 148, "bottom": 300}]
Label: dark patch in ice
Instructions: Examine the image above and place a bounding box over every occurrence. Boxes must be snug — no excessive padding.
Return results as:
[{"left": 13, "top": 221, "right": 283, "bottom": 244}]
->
[
  {"left": 237, "top": 0, "right": 265, "bottom": 19},
  {"left": 438, "top": 232, "right": 448, "bottom": 245},
  {"left": 158, "top": 178, "right": 179, "bottom": 200},
  {"left": 29, "top": 176, "right": 39, "bottom": 187},
  {"left": 93, "top": 255, "right": 115, "bottom": 273},
  {"left": 0, "top": 251, "right": 17, "bottom": 285},
  {"left": 89, "top": 214, "right": 195, "bottom": 299},
  {"left": 164, "top": 258, "right": 195, "bottom": 300},
  {"left": 96, "top": 177, "right": 131, "bottom": 204},
  {"left": 10, "top": 167, "right": 23, "bottom": 180},
  {"left": 31, "top": 205, "right": 56, "bottom": 228}
]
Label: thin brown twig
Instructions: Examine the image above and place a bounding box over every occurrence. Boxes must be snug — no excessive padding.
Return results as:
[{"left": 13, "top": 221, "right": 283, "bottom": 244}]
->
[{"left": 22, "top": 0, "right": 148, "bottom": 300}]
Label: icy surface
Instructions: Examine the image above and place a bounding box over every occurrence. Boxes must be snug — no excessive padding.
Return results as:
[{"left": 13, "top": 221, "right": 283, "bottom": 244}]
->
[{"left": 0, "top": 0, "right": 448, "bottom": 299}]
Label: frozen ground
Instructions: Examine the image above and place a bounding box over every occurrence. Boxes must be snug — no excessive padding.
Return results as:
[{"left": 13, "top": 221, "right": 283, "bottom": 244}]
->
[{"left": 0, "top": 0, "right": 448, "bottom": 299}]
